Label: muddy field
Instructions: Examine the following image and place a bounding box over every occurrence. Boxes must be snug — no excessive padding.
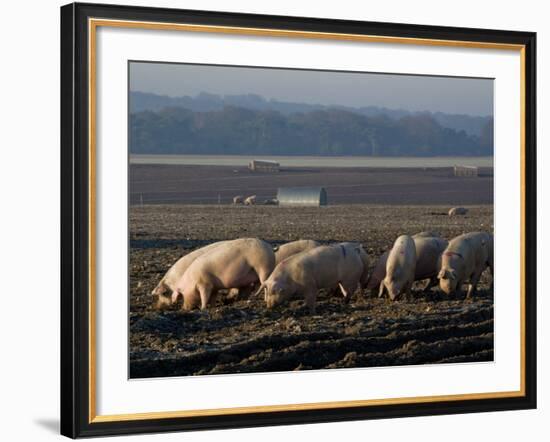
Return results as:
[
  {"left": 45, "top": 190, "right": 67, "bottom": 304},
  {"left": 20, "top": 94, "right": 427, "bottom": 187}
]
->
[{"left": 130, "top": 204, "right": 494, "bottom": 378}]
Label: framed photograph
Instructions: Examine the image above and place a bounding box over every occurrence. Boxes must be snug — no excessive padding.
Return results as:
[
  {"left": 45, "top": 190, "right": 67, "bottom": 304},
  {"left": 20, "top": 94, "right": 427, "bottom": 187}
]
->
[{"left": 60, "top": 2, "right": 537, "bottom": 438}]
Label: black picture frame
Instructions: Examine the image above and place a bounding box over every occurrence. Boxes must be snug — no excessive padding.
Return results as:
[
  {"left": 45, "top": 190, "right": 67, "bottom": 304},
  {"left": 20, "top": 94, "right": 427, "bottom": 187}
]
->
[{"left": 61, "top": 2, "right": 537, "bottom": 438}]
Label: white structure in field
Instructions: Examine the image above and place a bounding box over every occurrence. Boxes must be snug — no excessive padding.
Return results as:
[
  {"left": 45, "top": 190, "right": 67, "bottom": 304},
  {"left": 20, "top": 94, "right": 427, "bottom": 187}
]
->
[
  {"left": 248, "top": 159, "right": 280, "bottom": 172},
  {"left": 454, "top": 165, "right": 479, "bottom": 177},
  {"left": 277, "top": 187, "right": 327, "bottom": 207}
]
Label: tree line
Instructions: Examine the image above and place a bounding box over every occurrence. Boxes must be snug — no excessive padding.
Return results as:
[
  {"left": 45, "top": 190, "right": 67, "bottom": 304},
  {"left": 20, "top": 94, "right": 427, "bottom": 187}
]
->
[{"left": 130, "top": 105, "right": 493, "bottom": 157}]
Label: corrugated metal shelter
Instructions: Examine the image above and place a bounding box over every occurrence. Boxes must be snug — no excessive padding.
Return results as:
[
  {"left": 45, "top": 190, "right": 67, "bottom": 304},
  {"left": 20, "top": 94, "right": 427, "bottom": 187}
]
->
[{"left": 277, "top": 187, "right": 327, "bottom": 207}]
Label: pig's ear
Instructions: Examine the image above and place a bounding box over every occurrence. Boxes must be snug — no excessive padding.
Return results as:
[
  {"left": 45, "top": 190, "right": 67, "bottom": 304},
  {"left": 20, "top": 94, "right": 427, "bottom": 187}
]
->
[
  {"left": 170, "top": 290, "right": 180, "bottom": 304},
  {"left": 152, "top": 280, "right": 166, "bottom": 296}
]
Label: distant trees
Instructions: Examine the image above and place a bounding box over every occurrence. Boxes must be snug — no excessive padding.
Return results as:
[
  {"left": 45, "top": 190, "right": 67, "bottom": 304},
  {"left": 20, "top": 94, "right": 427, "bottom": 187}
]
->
[{"left": 129, "top": 105, "right": 493, "bottom": 157}]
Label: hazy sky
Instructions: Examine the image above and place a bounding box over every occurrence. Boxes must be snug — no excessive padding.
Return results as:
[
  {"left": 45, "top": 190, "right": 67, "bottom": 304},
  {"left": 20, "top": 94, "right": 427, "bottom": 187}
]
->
[{"left": 130, "top": 62, "right": 493, "bottom": 117}]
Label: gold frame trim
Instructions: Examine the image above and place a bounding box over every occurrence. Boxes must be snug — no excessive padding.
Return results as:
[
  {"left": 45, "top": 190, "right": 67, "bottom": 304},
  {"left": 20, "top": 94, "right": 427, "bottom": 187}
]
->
[{"left": 88, "top": 18, "right": 527, "bottom": 424}]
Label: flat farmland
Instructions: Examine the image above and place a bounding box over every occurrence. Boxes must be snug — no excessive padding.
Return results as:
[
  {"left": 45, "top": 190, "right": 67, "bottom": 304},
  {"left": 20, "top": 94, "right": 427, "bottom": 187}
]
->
[{"left": 129, "top": 164, "right": 493, "bottom": 206}]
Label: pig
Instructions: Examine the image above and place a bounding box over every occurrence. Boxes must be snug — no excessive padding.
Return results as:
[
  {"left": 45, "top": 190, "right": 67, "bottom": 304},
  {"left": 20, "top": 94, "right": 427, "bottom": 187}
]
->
[
  {"left": 336, "top": 242, "right": 370, "bottom": 287},
  {"left": 366, "top": 250, "right": 389, "bottom": 294},
  {"left": 366, "top": 233, "right": 446, "bottom": 295},
  {"left": 274, "top": 239, "right": 320, "bottom": 265},
  {"left": 448, "top": 207, "right": 468, "bottom": 216},
  {"left": 152, "top": 241, "right": 228, "bottom": 309},
  {"left": 171, "top": 238, "right": 275, "bottom": 311},
  {"left": 257, "top": 244, "right": 364, "bottom": 314},
  {"left": 244, "top": 195, "right": 257, "bottom": 205},
  {"left": 379, "top": 235, "right": 416, "bottom": 301},
  {"left": 412, "top": 236, "right": 449, "bottom": 292},
  {"left": 437, "top": 232, "right": 491, "bottom": 299},
  {"left": 233, "top": 195, "right": 244, "bottom": 204}
]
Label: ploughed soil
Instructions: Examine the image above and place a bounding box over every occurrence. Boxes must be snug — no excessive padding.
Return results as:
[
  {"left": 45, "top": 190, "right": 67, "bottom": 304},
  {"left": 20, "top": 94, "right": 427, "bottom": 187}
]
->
[{"left": 130, "top": 204, "right": 494, "bottom": 378}]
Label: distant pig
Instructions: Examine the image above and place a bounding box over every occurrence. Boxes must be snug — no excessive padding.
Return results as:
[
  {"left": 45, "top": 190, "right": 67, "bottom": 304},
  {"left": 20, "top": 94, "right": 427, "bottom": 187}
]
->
[
  {"left": 448, "top": 207, "right": 468, "bottom": 216},
  {"left": 152, "top": 241, "right": 227, "bottom": 309},
  {"left": 274, "top": 239, "right": 320, "bottom": 265},
  {"left": 257, "top": 244, "right": 364, "bottom": 314},
  {"left": 172, "top": 238, "right": 275, "bottom": 311},
  {"left": 379, "top": 235, "right": 416, "bottom": 301},
  {"left": 437, "top": 232, "right": 491, "bottom": 299},
  {"left": 244, "top": 195, "right": 257, "bottom": 205},
  {"left": 233, "top": 195, "right": 244, "bottom": 204}
]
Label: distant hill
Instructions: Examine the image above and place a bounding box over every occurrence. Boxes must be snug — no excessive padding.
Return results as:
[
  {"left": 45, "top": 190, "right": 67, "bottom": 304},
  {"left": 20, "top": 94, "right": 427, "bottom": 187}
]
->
[
  {"left": 130, "top": 91, "right": 493, "bottom": 137},
  {"left": 130, "top": 105, "right": 493, "bottom": 157}
]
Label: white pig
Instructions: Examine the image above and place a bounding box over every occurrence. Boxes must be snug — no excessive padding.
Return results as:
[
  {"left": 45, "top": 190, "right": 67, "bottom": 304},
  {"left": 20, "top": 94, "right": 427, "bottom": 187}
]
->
[
  {"left": 379, "top": 235, "right": 416, "bottom": 301},
  {"left": 437, "top": 232, "right": 491, "bottom": 299},
  {"left": 152, "top": 241, "right": 227, "bottom": 309},
  {"left": 367, "top": 233, "right": 446, "bottom": 295},
  {"left": 257, "top": 244, "right": 364, "bottom": 314},
  {"left": 244, "top": 195, "right": 257, "bottom": 205},
  {"left": 274, "top": 239, "right": 320, "bottom": 265},
  {"left": 172, "top": 238, "right": 275, "bottom": 311},
  {"left": 336, "top": 242, "right": 370, "bottom": 287},
  {"left": 448, "top": 207, "right": 468, "bottom": 216}
]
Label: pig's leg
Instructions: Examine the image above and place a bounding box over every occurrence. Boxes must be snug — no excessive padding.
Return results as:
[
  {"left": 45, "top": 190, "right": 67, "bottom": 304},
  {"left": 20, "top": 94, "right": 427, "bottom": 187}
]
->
[
  {"left": 466, "top": 270, "right": 482, "bottom": 300},
  {"left": 465, "top": 283, "right": 475, "bottom": 300},
  {"left": 182, "top": 288, "right": 200, "bottom": 311},
  {"left": 304, "top": 288, "right": 318, "bottom": 315},
  {"left": 423, "top": 277, "right": 438, "bottom": 293},
  {"left": 198, "top": 283, "right": 215, "bottom": 310},
  {"left": 209, "top": 289, "right": 220, "bottom": 306},
  {"left": 405, "top": 281, "right": 414, "bottom": 302},
  {"left": 450, "top": 279, "right": 462, "bottom": 299},
  {"left": 378, "top": 281, "right": 386, "bottom": 299},
  {"left": 255, "top": 265, "right": 272, "bottom": 285},
  {"left": 338, "top": 282, "right": 354, "bottom": 304}
]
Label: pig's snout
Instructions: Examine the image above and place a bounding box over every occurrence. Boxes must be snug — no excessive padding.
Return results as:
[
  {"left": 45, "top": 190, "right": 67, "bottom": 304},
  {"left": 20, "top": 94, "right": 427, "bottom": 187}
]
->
[
  {"left": 265, "top": 291, "right": 284, "bottom": 309},
  {"left": 265, "top": 295, "right": 277, "bottom": 309},
  {"left": 387, "top": 284, "right": 400, "bottom": 301},
  {"left": 438, "top": 277, "right": 456, "bottom": 295},
  {"left": 156, "top": 294, "right": 172, "bottom": 310}
]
